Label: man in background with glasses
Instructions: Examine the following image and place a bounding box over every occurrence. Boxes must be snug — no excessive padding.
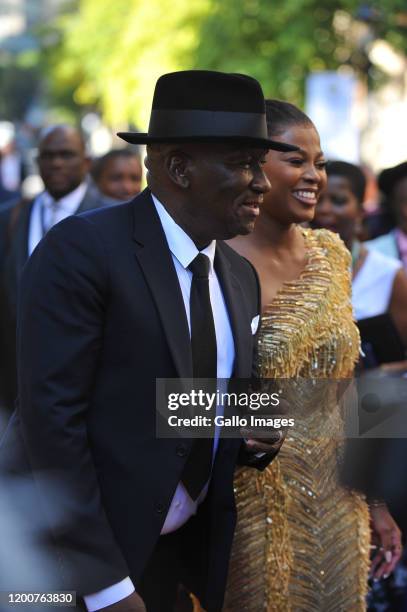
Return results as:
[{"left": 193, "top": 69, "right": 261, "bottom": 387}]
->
[{"left": 0, "top": 125, "right": 111, "bottom": 417}]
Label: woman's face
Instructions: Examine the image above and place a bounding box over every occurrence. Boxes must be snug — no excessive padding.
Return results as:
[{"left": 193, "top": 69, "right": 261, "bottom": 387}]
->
[
  {"left": 313, "top": 174, "right": 362, "bottom": 246},
  {"left": 261, "top": 124, "right": 327, "bottom": 224},
  {"left": 391, "top": 176, "right": 407, "bottom": 233}
]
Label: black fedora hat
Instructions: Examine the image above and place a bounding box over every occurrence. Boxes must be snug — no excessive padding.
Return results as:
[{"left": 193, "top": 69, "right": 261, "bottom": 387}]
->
[{"left": 117, "top": 70, "right": 298, "bottom": 152}]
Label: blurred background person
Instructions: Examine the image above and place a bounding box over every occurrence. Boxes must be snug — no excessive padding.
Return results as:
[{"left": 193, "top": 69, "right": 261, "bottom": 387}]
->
[
  {"left": 366, "top": 162, "right": 407, "bottom": 271},
  {"left": 361, "top": 164, "right": 393, "bottom": 241},
  {"left": 0, "top": 124, "right": 112, "bottom": 420},
  {"left": 92, "top": 148, "right": 143, "bottom": 202},
  {"left": 0, "top": 138, "right": 25, "bottom": 193},
  {"left": 0, "top": 129, "right": 22, "bottom": 206},
  {"left": 0, "top": 154, "right": 20, "bottom": 206},
  {"left": 0, "top": 124, "right": 26, "bottom": 205},
  {"left": 314, "top": 161, "right": 407, "bottom": 612},
  {"left": 313, "top": 161, "right": 407, "bottom": 368}
]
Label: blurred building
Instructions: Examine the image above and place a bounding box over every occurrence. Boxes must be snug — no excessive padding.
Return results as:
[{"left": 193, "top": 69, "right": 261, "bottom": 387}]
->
[
  {"left": 361, "top": 41, "right": 407, "bottom": 171},
  {"left": 0, "top": 0, "right": 67, "bottom": 52},
  {"left": 305, "top": 8, "right": 407, "bottom": 172}
]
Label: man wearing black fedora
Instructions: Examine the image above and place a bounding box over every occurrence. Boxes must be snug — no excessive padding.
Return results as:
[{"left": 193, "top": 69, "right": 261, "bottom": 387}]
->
[{"left": 0, "top": 71, "right": 297, "bottom": 611}]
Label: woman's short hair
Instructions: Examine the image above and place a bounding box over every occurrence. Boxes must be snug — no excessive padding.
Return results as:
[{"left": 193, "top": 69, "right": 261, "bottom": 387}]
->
[{"left": 327, "top": 160, "right": 366, "bottom": 203}]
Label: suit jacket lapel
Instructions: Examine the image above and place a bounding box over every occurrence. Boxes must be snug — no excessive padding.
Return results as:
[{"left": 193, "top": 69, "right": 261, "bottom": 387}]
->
[
  {"left": 215, "top": 243, "right": 252, "bottom": 378},
  {"left": 132, "top": 190, "right": 193, "bottom": 379}
]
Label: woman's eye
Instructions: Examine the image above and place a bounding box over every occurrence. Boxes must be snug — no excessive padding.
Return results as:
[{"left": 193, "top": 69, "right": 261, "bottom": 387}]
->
[
  {"left": 288, "top": 158, "right": 303, "bottom": 165},
  {"left": 331, "top": 195, "right": 349, "bottom": 206},
  {"left": 317, "top": 161, "right": 327, "bottom": 169}
]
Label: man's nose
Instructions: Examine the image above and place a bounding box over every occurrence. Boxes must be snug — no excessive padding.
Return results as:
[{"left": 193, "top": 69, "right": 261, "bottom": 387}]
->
[
  {"left": 49, "top": 153, "right": 66, "bottom": 167},
  {"left": 253, "top": 167, "right": 271, "bottom": 193}
]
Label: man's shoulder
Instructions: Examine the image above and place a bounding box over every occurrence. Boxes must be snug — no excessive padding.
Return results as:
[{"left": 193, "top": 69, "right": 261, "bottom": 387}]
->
[
  {"left": 46, "top": 192, "right": 148, "bottom": 253},
  {"left": 75, "top": 189, "right": 148, "bottom": 229},
  {"left": 43, "top": 200, "right": 133, "bottom": 256}
]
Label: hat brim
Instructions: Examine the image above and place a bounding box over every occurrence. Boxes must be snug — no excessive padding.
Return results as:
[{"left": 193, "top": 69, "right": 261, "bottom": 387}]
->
[{"left": 117, "top": 132, "right": 298, "bottom": 152}]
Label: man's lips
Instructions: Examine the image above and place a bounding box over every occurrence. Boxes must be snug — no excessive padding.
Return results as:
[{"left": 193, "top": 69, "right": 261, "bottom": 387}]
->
[
  {"left": 46, "top": 173, "right": 68, "bottom": 183},
  {"left": 241, "top": 200, "right": 261, "bottom": 217}
]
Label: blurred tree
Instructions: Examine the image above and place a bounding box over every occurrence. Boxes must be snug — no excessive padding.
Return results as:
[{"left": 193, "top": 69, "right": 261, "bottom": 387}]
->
[
  {"left": 192, "top": 0, "right": 407, "bottom": 102},
  {"left": 43, "top": 0, "right": 407, "bottom": 125},
  {"left": 42, "top": 0, "right": 209, "bottom": 129}
]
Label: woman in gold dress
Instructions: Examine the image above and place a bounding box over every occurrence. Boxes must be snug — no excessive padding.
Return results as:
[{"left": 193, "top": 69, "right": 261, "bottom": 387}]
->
[{"left": 224, "top": 101, "right": 402, "bottom": 611}]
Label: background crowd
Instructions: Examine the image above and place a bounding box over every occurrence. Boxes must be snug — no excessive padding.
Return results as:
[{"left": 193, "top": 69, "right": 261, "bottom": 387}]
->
[{"left": 0, "top": 1, "right": 406, "bottom": 611}]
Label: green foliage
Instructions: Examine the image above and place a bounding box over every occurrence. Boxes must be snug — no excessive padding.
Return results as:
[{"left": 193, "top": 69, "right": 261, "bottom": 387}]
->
[
  {"left": 43, "top": 0, "right": 209, "bottom": 128},
  {"left": 191, "top": 0, "right": 407, "bottom": 104},
  {"left": 40, "top": 0, "right": 407, "bottom": 125}
]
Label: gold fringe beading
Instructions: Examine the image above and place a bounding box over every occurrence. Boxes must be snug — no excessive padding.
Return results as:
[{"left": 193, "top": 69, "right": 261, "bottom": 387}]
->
[{"left": 224, "top": 229, "right": 370, "bottom": 612}]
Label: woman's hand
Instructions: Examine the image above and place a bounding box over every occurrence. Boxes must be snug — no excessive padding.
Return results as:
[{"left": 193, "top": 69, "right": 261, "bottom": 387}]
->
[{"left": 369, "top": 502, "right": 402, "bottom": 580}]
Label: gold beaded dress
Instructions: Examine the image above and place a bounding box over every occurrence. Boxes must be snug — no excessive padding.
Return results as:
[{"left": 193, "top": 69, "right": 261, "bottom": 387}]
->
[{"left": 224, "top": 228, "right": 370, "bottom": 612}]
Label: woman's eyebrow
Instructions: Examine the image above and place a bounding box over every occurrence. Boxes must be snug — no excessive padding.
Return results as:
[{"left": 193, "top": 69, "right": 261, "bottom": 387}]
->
[{"left": 281, "top": 147, "right": 305, "bottom": 155}]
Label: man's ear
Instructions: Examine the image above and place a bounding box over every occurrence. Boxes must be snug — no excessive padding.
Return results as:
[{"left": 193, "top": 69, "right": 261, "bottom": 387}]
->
[{"left": 166, "top": 151, "right": 191, "bottom": 189}]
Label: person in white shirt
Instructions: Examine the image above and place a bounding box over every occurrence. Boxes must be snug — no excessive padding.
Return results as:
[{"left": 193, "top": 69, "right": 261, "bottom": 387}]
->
[{"left": 313, "top": 160, "right": 407, "bottom": 348}]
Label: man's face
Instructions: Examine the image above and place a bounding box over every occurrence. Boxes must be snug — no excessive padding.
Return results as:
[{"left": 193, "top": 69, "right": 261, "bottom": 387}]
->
[
  {"left": 38, "top": 128, "right": 90, "bottom": 199},
  {"left": 179, "top": 144, "right": 271, "bottom": 246}
]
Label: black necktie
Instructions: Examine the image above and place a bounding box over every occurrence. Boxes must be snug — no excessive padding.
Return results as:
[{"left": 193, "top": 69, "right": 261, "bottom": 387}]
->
[{"left": 181, "top": 253, "right": 217, "bottom": 501}]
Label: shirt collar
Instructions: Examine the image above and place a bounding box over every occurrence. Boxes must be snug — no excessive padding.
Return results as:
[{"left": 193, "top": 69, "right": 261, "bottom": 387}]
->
[
  {"left": 40, "top": 181, "right": 88, "bottom": 214},
  {"left": 151, "top": 193, "right": 216, "bottom": 273}
]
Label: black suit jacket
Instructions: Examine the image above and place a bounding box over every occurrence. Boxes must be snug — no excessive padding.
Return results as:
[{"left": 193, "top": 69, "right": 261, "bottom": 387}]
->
[
  {"left": 0, "top": 180, "right": 111, "bottom": 412},
  {"left": 0, "top": 189, "right": 266, "bottom": 611}
]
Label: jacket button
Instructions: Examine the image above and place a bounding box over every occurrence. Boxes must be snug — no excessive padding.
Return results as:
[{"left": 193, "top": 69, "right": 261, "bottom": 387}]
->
[
  {"left": 176, "top": 445, "right": 187, "bottom": 457},
  {"left": 156, "top": 503, "right": 165, "bottom": 514}
]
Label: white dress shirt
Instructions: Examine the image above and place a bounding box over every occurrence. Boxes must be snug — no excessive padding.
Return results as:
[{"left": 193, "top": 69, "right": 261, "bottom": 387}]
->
[
  {"left": 352, "top": 248, "right": 401, "bottom": 320},
  {"left": 84, "top": 193, "right": 235, "bottom": 610},
  {"left": 28, "top": 181, "right": 88, "bottom": 255}
]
